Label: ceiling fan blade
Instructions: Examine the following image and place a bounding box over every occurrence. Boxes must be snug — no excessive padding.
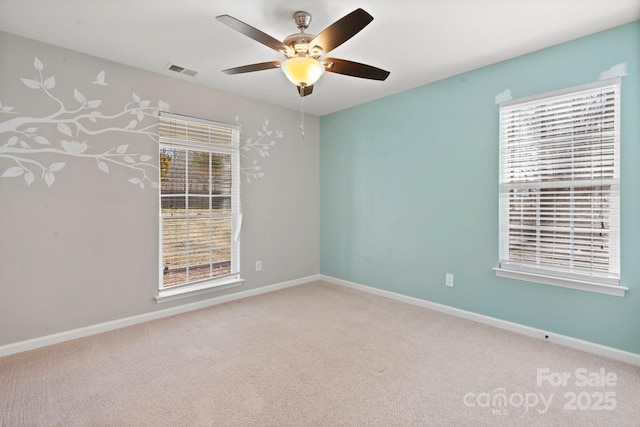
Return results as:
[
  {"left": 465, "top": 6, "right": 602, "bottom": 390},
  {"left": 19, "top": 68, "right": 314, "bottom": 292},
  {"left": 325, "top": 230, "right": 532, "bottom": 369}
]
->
[
  {"left": 297, "top": 84, "right": 314, "bottom": 97},
  {"left": 216, "top": 15, "right": 294, "bottom": 56},
  {"left": 309, "top": 8, "right": 373, "bottom": 55},
  {"left": 324, "top": 58, "right": 390, "bottom": 81},
  {"left": 222, "top": 61, "right": 281, "bottom": 75}
]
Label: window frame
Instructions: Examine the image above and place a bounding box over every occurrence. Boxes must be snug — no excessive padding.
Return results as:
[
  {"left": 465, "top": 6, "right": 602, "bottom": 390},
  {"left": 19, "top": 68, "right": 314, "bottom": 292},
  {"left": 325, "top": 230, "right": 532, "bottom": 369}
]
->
[
  {"left": 156, "top": 112, "right": 243, "bottom": 302},
  {"left": 493, "top": 79, "right": 627, "bottom": 297}
]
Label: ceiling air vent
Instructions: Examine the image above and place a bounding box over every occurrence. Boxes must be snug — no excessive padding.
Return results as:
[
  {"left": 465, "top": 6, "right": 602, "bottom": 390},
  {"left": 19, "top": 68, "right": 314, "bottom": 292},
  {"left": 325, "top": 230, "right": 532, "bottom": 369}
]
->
[{"left": 166, "top": 63, "right": 198, "bottom": 77}]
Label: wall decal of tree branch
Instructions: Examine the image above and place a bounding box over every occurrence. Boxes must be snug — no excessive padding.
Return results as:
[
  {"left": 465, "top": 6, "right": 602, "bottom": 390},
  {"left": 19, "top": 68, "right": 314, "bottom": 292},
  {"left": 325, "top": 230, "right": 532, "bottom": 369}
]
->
[
  {"left": 1, "top": 57, "right": 287, "bottom": 189},
  {"left": 236, "top": 116, "right": 285, "bottom": 183},
  {"left": 0, "top": 57, "right": 165, "bottom": 189}
]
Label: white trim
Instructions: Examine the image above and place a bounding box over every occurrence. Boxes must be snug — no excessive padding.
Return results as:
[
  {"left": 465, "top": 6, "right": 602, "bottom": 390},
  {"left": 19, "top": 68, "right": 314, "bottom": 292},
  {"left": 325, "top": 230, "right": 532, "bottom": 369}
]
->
[
  {"left": 320, "top": 274, "right": 640, "bottom": 366},
  {"left": 4, "top": 273, "right": 637, "bottom": 366},
  {"left": 493, "top": 267, "right": 628, "bottom": 297},
  {"left": 500, "top": 77, "right": 621, "bottom": 107},
  {"left": 0, "top": 274, "right": 320, "bottom": 358},
  {"left": 156, "top": 277, "right": 244, "bottom": 303}
]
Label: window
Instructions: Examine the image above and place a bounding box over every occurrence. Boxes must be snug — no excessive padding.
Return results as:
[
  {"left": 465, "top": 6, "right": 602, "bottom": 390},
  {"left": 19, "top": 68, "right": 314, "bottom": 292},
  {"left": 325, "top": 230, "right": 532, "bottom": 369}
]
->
[
  {"left": 158, "top": 112, "right": 242, "bottom": 300},
  {"left": 495, "top": 79, "right": 627, "bottom": 297}
]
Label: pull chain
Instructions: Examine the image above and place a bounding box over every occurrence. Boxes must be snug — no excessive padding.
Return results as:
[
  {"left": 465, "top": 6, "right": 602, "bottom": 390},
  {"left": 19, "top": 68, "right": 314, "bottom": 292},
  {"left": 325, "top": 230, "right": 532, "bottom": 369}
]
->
[{"left": 299, "top": 85, "right": 305, "bottom": 137}]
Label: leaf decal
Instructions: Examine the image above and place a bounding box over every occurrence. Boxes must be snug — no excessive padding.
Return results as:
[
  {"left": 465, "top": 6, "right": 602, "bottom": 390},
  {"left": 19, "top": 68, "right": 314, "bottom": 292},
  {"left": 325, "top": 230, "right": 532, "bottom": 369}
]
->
[
  {"left": 132, "top": 93, "right": 141, "bottom": 103},
  {"left": 87, "top": 100, "right": 101, "bottom": 109},
  {"left": 7, "top": 136, "right": 19, "bottom": 147},
  {"left": 1, "top": 106, "right": 15, "bottom": 112},
  {"left": 74, "top": 88, "right": 86, "bottom": 104},
  {"left": 136, "top": 110, "right": 144, "bottom": 122},
  {"left": 138, "top": 100, "right": 150, "bottom": 109},
  {"left": 57, "top": 123, "right": 72, "bottom": 137},
  {"left": 2, "top": 166, "right": 24, "bottom": 178},
  {"left": 19, "top": 140, "right": 30, "bottom": 149},
  {"left": 33, "top": 57, "right": 43, "bottom": 71},
  {"left": 24, "top": 171, "right": 35, "bottom": 186},
  {"left": 139, "top": 155, "right": 152, "bottom": 162},
  {"left": 25, "top": 127, "right": 37, "bottom": 134},
  {"left": 34, "top": 136, "right": 50, "bottom": 145},
  {"left": 116, "top": 144, "right": 128, "bottom": 154},
  {"left": 20, "top": 78, "right": 40, "bottom": 89},
  {"left": 97, "top": 161, "right": 109, "bottom": 174},
  {"left": 124, "top": 156, "right": 135, "bottom": 164},
  {"left": 44, "top": 172, "right": 55, "bottom": 187},
  {"left": 49, "top": 162, "right": 66, "bottom": 172},
  {"left": 128, "top": 177, "right": 141, "bottom": 184},
  {"left": 43, "top": 76, "right": 55, "bottom": 90}
]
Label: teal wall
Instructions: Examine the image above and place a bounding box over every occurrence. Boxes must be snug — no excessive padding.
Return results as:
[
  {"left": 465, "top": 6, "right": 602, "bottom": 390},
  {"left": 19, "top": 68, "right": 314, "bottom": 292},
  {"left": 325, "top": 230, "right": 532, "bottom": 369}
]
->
[{"left": 320, "top": 22, "right": 640, "bottom": 354}]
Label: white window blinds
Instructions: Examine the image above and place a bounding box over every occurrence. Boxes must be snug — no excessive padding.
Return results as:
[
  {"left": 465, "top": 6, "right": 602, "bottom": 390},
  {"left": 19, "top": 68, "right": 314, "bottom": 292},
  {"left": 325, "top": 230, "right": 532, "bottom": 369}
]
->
[
  {"left": 158, "top": 112, "right": 241, "bottom": 290},
  {"left": 499, "top": 80, "right": 621, "bottom": 287}
]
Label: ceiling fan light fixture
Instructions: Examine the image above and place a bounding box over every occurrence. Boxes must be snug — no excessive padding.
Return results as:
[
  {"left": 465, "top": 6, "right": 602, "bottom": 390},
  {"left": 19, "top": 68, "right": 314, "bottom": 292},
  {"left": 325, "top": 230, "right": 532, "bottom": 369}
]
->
[{"left": 281, "top": 56, "right": 324, "bottom": 87}]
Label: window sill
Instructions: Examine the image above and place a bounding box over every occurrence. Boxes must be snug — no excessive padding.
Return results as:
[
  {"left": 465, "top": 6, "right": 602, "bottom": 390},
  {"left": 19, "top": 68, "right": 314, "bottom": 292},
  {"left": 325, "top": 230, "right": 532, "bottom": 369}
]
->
[
  {"left": 156, "top": 277, "right": 244, "bottom": 303},
  {"left": 493, "top": 268, "right": 628, "bottom": 297}
]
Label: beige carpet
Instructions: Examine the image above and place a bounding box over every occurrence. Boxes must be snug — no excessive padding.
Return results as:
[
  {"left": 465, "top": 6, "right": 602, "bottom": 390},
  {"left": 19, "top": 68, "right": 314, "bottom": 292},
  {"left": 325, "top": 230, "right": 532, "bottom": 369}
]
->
[{"left": 1, "top": 281, "right": 639, "bottom": 426}]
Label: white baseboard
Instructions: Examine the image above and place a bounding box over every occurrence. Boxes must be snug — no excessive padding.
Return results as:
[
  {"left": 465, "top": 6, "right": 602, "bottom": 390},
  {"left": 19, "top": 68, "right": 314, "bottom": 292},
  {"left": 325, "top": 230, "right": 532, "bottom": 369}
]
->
[
  {"left": 4, "top": 273, "right": 638, "bottom": 366},
  {"left": 0, "top": 274, "right": 321, "bottom": 358},
  {"left": 320, "top": 274, "right": 640, "bottom": 366}
]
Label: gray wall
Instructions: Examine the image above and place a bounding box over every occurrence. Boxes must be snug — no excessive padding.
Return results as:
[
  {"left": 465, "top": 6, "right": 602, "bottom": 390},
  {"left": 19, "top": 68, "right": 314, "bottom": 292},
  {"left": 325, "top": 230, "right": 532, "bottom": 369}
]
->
[{"left": 0, "top": 32, "right": 320, "bottom": 346}]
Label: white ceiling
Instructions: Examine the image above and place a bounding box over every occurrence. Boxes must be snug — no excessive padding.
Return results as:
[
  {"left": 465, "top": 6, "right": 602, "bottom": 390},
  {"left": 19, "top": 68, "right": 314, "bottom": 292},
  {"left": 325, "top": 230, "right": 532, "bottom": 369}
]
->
[{"left": 1, "top": 0, "right": 639, "bottom": 116}]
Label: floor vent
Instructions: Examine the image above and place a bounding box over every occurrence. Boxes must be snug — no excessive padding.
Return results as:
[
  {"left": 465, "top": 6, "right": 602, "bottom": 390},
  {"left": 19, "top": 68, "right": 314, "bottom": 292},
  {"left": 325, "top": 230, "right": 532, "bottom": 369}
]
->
[{"left": 166, "top": 63, "right": 198, "bottom": 76}]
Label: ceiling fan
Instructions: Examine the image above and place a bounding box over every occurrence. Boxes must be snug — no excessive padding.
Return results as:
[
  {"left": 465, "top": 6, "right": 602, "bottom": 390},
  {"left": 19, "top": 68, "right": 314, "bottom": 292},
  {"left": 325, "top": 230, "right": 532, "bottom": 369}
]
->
[{"left": 216, "top": 8, "right": 390, "bottom": 97}]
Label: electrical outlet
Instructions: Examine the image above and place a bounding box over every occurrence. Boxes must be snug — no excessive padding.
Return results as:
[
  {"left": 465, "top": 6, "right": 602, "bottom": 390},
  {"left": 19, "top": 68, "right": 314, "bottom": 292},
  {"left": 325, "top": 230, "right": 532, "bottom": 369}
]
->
[
  {"left": 255, "top": 260, "right": 262, "bottom": 272},
  {"left": 445, "top": 273, "right": 454, "bottom": 287}
]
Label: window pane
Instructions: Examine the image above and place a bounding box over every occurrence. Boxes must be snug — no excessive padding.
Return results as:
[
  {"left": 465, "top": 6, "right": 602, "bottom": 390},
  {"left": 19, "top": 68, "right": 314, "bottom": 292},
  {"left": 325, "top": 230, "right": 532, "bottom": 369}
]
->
[
  {"left": 163, "top": 252, "right": 186, "bottom": 287},
  {"left": 212, "top": 217, "right": 232, "bottom": 248},
  {"left": 187, "top": 217, "right": 211, "bottom": 251},
  {"left": 160, "top": 148, "right": 185, "bottom": 193},
  {"left": 188, "top": 196, "right": 209, "bottom": 211},
  {"left": 212, "top": 154, "right": 232, "bottom": 195},
  {"left": 212, "top": 196, "right": 232, "bottom": 214},
  {"left": 188, "top": 152, "right": 210, "bottom": 194},
  {"left": 162, "top": 217, "right": 186, "bottom": 253},
  {"left": 161, "top": 196, "right": 186, "bottom": 216}
]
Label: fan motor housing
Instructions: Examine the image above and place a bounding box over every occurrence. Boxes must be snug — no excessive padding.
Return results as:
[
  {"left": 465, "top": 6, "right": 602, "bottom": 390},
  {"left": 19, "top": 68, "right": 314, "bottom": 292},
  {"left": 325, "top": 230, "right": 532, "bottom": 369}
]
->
[
  {"left": 283, "top": 11, "right": 322, "bottom": 57},
  {"left": 283, "top": 33, "right": 320, "bottom": 57}
]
